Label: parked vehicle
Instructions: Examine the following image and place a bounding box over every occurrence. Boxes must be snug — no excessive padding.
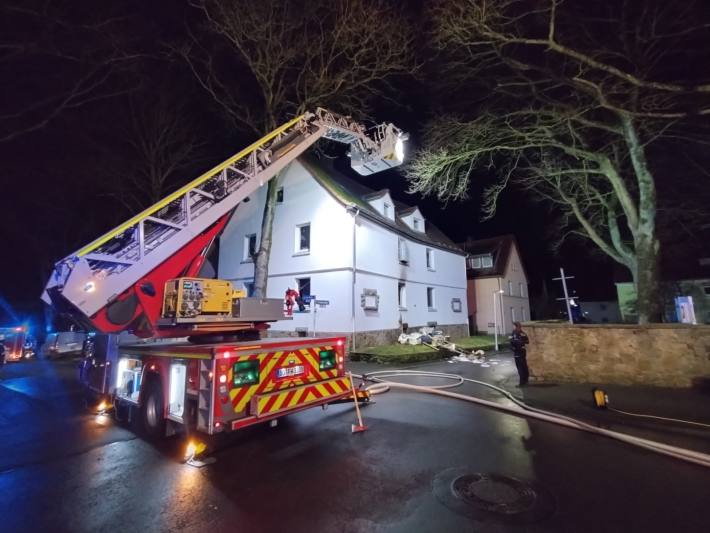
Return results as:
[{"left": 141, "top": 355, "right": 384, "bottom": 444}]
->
[
  {"left": 0, "top": 326, "right": 29, "bottom": 362},
  {"left": 40, "top": 331, "right": 86, "bottom": 359}
]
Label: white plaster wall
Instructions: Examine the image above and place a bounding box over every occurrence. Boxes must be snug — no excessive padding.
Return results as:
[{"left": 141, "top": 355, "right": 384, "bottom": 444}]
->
[
  {"left": 474, "top": 277, "right": 502, "bottom": 335},
  {"left": 218, "top": 159, "right": 468, "bottom": 335},
  {"left": 499, "top": 246, "right": 530, "bottom": 333}
]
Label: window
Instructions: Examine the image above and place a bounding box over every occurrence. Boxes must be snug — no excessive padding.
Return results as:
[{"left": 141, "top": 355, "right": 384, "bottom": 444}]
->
[
  {"left": 243, "top": 234, "right": 257, "bottom": 261},
  {"left": 426, "top": 287, "right": 436, "bottom": 309},
  {"left": 244, "top": 282, "right": 255, "bottom": 297},
  {"left": 519, "top": 282, "right": 525, "bottom": 298},
  {"left": 508, "top": 280, "right": 513, "bottom": 295},
  {"left": 467, "top": 254, "right": 493, "bottom": 270},
  {"left": 704, "top": 286, "right": 710, "bottom": 296},
  {"left": 413, "top": 218, "right": 420, "bottom": 231},
  {"left": 511, "top": 307, "right": 516, "bottom": 322},
  {"left": 383, "top": 202, "right": 391, "bottom": 219},
  {"left": 295, "top": 223, "right": 310, "bottom": 253},
  {"left": 451, "top": 298, "right": 462, "bottom": 312},
  {"left": 467, "top": 256, "right": 481, "bottom": 269},
  {"left": 426, "top": 248, "right": 435, "bottom": 270},
  {"left": 276, "top": 187, "right": 284, "bottom": 203},
  {"left": 521, "top": 307, "right": 526, "bottom": 321},
  {"left": 398, "top": 238, "right": 409, "bottom": 264},
  {"left": 296, "top": 277, "right": 311, "bottom": 298},
  {"left": 398, "top": 282, "right": 406, "bottom": 309}
]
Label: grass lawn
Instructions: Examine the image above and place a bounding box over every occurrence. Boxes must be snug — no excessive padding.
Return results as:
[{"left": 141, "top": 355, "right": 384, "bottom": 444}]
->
[{"left": 353, "top": 335, "right": 500, "bottom": 364}]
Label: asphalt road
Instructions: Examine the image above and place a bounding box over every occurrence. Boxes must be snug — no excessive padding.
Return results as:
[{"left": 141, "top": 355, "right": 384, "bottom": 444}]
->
[{"left": 1, "top": 356, "right": 709, "bottom": 532}]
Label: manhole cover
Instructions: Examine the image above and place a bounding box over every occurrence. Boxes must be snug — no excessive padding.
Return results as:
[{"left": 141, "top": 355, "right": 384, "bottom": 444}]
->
[
  {"left": 452, "top": 473, "right": 537, "bottom": 514},
  {"left": 433, "top": 468, "right": 555, "bottom": 524}
]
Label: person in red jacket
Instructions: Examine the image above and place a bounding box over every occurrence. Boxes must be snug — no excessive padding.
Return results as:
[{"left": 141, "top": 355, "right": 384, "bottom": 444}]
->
[{"left": 284, "top": 288, "right": 300, "bottom": 316}]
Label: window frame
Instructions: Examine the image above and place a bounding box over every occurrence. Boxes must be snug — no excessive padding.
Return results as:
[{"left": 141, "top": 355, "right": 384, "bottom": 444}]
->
[
  {"left": 295, "top": 223, "right": 311, "bottom": 254},
  {"left": 426, "top": 287, "right": 436, "bottom": 310},
  {"left": 426, "top": 248, "right": 435, "bottom": 271},
  {"left": 243, "top": 233, "right": 257, "bottom": 262},
  {"left": 244, "top": 281, "right": 255, "bottom": 297},
  {"left": 398, "top": 281, "right": 407, "bottom": 310},
  {"left": 398, "top": 238, "right": 409, "bottom": 265},
  {"left": 481, "top": 254, "right": 493, "bottom": 268},
  {"left": 519, "top": 282, "right": 525, "bottom": 298},
  {"left": 296, "top": 277, "right": 311, "bottom": 297}
]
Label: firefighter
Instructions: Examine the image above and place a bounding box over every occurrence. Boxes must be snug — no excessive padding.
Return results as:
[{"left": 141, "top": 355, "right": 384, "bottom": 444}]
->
[
  {"left": 285, "top": 288, "right": 300, "bottom": 316},
  {"left": 510, "top": 321, "right": 530, "bottom": 387}
]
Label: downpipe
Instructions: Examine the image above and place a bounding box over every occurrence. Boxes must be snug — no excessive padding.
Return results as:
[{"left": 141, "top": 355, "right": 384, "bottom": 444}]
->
[{"left": 354, "top": 370, "right": 710, "bottom": 469}]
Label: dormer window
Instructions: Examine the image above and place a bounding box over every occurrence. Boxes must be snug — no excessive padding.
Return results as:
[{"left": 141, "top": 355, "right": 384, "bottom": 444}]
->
[
  {"left": 413, "top": 218, "right": 421, "bottom": 231},
  {"left": 467, "top": 254, "right": 493, "bottom": 269},
  {"left": 383, "top": 202, "right": 391, "bottom": 219}
]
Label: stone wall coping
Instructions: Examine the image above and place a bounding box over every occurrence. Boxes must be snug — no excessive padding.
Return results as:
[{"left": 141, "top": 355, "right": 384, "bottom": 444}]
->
[{"left": 523, "top": 321, "right": 710, "bottom": 331}]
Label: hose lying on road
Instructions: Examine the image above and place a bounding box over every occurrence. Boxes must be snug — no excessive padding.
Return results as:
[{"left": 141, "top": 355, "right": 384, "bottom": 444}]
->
[
  {"left": 606, "top": 407, "right": 710, "bottom": 430},
  {"left": 353, "top": 370, "right": 710, "bottom": 469}
]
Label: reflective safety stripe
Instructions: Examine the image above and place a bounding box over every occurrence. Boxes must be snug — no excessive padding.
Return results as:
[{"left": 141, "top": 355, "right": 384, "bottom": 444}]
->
[{"left": 254, "top": 377, "right": 350, "bottom": 417}]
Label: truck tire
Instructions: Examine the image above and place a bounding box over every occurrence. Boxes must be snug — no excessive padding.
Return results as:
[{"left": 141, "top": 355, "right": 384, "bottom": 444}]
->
[{"left": 141, "top": 379, "right": 166, "bottom": 439}]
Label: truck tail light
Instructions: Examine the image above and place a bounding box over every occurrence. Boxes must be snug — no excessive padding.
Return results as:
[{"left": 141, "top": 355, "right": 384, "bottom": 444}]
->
[
  {"left": 233, "top": 360, "right": 259, "bottom": 386},
  {"left": 319, "top": 349, "right": 336, "bottom": 371}
]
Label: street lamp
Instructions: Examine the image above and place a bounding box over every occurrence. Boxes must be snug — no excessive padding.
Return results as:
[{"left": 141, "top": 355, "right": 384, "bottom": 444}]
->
[{"left": 492, "top": 289, "right": 505, "bottom": 351}]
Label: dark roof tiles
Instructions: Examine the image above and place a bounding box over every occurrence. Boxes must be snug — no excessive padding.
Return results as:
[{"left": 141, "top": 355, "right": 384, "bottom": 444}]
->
[{"left": 300, "top": 157, "right": 463, "bottom": 254}]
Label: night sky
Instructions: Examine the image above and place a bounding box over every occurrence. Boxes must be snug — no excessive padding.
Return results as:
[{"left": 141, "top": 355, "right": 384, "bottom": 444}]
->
[{"left": 1, "top": 0, "right": 708, "bottom": 329}]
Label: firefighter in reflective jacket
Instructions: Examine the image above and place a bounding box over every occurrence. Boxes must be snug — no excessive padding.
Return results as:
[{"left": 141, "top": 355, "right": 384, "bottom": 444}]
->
[{"left": 284, "top": 288, "right": 306, "bottom": 316}]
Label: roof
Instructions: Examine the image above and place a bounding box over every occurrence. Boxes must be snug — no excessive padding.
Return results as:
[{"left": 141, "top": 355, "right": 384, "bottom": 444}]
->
[
  {"left": 458, "top": 234, "right": 526, "bottom": 278},
  {"left": 362, "top": 189, "right": 390, "bottom": 201},
  {"left": 300, "top": 156, "right": 464, "bottom": 254}
]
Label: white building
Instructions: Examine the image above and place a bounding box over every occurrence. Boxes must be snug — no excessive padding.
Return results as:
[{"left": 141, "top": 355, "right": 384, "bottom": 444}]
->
[
  {"left": 218, "top": 157, "right": 469, "bottom": 348},
  {"left": 461, "top": 235, "right": 531, "bottom": 335}
]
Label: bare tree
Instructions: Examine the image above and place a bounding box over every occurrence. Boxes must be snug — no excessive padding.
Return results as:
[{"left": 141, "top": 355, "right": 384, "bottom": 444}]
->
[
  {"left": 177, "top": 0, "right": 414, "bottom": 297},
  {"left": 97, "top": 93, "right": 206, "bottom": 213},
  {"left": 0, "top": 2, "right": 145, "bottom": 143},
  {"left": 407, "top": 0, "right": 710, "bottom": 323}
]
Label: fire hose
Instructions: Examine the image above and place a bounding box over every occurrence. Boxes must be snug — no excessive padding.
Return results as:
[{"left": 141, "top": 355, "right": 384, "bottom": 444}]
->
[{"left": 353, "top": 370, "right": 710, "bottom": 469}]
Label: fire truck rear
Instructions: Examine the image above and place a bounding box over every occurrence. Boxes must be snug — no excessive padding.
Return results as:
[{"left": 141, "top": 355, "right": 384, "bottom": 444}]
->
[{"left": 81, "top": 334, "right": 352, "bottom": 437}]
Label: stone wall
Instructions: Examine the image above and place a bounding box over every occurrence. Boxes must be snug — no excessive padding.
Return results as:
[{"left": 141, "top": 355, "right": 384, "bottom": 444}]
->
[
  {"left": 525, "top": 321, "right": 710, "bottom": 387},
  {"left": 268, "top": 323, "right": 469, "bottom": 354}
]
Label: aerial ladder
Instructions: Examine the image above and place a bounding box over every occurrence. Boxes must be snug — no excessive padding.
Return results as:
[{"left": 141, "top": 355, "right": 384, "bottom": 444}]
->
[{"left": 42, "top": 109, "right": 406, "bottom": 339}]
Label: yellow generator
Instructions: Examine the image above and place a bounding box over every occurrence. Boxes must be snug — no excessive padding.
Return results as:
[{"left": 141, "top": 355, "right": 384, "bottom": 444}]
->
[{"left": 163, "top": 278, "right": 245, "bottom": 319}]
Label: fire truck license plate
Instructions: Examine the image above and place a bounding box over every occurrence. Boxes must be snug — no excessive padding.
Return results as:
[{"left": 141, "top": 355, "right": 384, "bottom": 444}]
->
[{"left": 276, "top": 365, "right": 304, "bottom": 378}]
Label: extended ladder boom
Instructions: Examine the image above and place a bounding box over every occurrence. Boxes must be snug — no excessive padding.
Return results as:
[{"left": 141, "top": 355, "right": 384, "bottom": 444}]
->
[{"left": 43, "top": 109, "right": 405, "bottom": 333}]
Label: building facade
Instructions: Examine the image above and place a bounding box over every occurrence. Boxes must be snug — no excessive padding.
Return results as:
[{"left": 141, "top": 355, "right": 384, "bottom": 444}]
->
[
  {"left": 218, "top": 158, "right": 469, "bottom": 348},
  {"left": 460, "top": 235, "right": 530, "bottom": 335}
]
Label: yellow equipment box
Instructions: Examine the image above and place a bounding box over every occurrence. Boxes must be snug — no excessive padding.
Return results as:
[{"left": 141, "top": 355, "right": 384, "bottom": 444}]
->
[{"left": 163, "top": 278, "right": 234, "bottom": 319}]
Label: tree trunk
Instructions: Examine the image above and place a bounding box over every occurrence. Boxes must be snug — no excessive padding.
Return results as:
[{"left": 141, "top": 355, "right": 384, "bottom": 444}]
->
[
  {"left": 252, "top": 171, "right": 284, "bottom": 298},
  {"left": 634, "top": 233, "right": 662, "bottom": 324},
  {"left": 621, "top": 115, "right": 662, "bottom": 324}
]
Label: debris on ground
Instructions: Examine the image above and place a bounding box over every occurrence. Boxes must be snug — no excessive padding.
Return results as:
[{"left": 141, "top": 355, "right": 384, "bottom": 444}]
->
[{"left": 399, "top": 327, "right": 490, "bottom": 364}]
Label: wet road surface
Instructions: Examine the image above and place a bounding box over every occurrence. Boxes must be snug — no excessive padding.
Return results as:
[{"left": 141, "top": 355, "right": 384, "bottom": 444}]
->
[{"left": 1, "top": 357, "right": 709, "bottom": 532}]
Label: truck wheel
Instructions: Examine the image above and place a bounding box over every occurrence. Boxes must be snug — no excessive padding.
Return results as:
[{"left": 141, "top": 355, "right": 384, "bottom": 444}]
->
[{"left": 141, "top": 380, "right": 166, "bottom": 439}]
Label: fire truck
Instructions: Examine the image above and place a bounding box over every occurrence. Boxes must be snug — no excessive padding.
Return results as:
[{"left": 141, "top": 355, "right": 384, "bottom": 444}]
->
[
  {"left": 43, "top": 109, "right": 405, "bottom": 439},
  {"left": 0, "top": 326, "right": 28, "bottom": 362}
]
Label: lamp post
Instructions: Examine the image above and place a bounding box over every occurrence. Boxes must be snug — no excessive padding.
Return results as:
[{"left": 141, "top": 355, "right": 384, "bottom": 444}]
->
[{"left": 493, "top": 289, "right": 505, "bottom": 351}]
